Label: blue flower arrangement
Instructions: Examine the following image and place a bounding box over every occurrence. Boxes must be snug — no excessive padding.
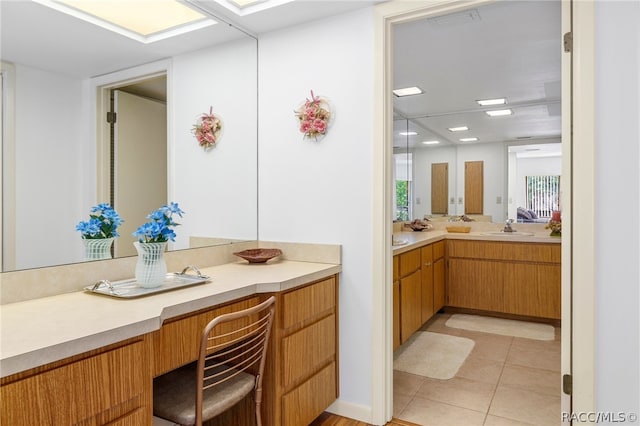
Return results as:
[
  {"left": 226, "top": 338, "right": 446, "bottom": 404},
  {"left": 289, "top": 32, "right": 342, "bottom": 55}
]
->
[
  {"left": 133, "top": 202, "right": 185, "bottom": 243},
  {"left": 76, "top": 203, "right": 124, "bottom": 239}
]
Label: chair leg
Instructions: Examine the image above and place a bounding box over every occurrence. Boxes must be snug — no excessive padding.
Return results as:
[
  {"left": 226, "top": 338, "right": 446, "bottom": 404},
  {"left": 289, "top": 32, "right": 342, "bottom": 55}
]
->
[{"left": 254, "top": 389, "right": 262, "bottom": 426}]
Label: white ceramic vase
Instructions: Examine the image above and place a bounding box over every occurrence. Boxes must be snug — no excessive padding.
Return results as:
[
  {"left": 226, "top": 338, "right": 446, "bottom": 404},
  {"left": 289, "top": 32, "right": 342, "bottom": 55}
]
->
[
  {"left": 134, "top": 241, "right": 168, "bottom": 288},
  {"left": 83, "top": 237, "right": 114, "bottom": 260}
]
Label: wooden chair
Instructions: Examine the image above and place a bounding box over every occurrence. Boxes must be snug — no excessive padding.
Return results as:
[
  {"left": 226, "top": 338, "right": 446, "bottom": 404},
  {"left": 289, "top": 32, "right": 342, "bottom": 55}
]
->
[{"left": 153, "top": 296, "right": 276, "bottom": 426}]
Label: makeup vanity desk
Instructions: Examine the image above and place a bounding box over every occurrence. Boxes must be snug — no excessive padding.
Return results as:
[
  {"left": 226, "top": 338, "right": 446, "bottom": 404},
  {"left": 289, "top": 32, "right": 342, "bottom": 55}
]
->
[{"left": 0, "top": 260, "right": 341, "bottom": 426}]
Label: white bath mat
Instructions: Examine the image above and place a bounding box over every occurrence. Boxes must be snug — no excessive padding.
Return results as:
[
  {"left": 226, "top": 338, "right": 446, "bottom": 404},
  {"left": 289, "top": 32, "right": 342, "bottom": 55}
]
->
[
  {"left": 446, "top": 314, "right": 555, "bottom": 341},
  {"left": 393, "top": 331, "right": 474, "bottom": 380}
]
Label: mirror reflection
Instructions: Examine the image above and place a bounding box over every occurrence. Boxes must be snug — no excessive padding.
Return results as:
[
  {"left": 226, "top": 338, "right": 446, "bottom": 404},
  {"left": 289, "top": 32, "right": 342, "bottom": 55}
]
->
[
  {"left": 393, "top": 1, "right": 561, "bottom": 224},
  {"left": 1, "top": 1, "right": 257, "bottom": 271}
]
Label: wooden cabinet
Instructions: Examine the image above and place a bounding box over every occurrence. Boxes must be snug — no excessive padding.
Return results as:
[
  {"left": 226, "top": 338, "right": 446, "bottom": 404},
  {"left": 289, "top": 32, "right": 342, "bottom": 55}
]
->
[
  {"left": 0, "top": 337, "right": 152, "bottom": 426},
  {"left": 264, "top": 276, "right": 338, "bottom": 426},
  {"left": 393, "top": 241, "right": 444, "bottom": 347},
  {"left": 447, "top": 240, "right": 561, "bottom": 319},
  {"left": 432, "top": 241, "right": 446, "bottom": 312},
  {"left": 420, "top": 245, "right": 434, "bottom": 323},
  {"left": 400, "top": 270, "right": 422, "bottom": 343},
  {"left": 1, "top": 274, "right": 339, "bottom": 426}
]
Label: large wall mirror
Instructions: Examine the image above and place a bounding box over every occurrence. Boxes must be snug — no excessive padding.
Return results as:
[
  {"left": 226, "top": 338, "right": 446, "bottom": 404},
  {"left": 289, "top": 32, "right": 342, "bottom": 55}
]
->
[
  {"left": 393, "top": 0, "right": 562, "bottom": 224},
  {"left": 1, "top": 1, "right": 257, "bottom": 271}
]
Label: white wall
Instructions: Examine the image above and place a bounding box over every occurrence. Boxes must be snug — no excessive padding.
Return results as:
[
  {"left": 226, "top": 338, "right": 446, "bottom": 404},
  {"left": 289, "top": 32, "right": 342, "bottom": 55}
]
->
[
  {"left": 258, "top": 8, "right": 374, "bottom": 416},
  {"left": 455, "top": 143, "right": 505, "bottom": 221},
  {"left": 13, "top": 64, "right": 89, "bottom": 269},
  {"left": 595, "top": 0, "right": 639, "bottom": 417},
  {"left": 412, "top": 145, "right": 457, "bottom": 218},
  {"left": 171, "top": 38, "right": 258, "bottom": 250}
]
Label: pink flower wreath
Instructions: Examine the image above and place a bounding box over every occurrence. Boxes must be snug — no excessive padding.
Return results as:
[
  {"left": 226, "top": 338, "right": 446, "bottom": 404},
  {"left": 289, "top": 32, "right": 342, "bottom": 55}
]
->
[
  {"left": 192, "top": 107, "right": 223, "bottom": 150},
  {"left": 294, "top": 90, "right": 332, "bottom": 141}
]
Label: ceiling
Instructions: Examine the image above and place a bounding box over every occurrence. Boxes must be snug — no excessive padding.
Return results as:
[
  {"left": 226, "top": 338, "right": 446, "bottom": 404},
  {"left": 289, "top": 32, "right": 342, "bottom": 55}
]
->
[
  {"left": 0, "top": 0, "right": 382, "bottom": 78},
  {"left": 393, "top": 0, "right": 562, "bottom": 150}
]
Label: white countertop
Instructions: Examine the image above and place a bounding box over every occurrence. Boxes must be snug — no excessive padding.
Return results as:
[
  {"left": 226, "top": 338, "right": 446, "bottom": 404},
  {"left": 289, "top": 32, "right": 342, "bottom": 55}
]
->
[
  {"left": 392, "top": 229, "right": 561, "bottom": 255},
  {"left": 0, "top": 260, "right": 341, "bottom": 378}
]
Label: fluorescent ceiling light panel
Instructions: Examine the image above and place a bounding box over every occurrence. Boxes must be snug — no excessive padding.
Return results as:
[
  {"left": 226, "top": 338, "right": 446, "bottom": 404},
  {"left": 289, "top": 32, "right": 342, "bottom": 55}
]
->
[
  {"left": 448, "top": 126, "right": 469, "bottom": 132},
  {"left": 399, "top": 131, "right": 418, "bottom": 136},
  {"left": 486, "top": 109, "right": 513, "bottom": 117},
  {"left": 36, "top": 0, "right": 215, "bottom": 43},
  {"left": 477, "top": 98, "right": 506, "bottom": 106},
  {"left": 393, "top": 87, "right": 423, "bottom": 97},
  {"left": 422, "top": 140, "right": 440, "bottom": 145},
  {"left": 460, "top": 137, "right": 479, "bottom": 142}
]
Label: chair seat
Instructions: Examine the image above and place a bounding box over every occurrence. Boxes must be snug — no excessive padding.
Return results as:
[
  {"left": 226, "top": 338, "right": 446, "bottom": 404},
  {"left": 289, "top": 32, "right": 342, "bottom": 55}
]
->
[{"left": 154, "top": 362, "right": 256, "bottom": 426}]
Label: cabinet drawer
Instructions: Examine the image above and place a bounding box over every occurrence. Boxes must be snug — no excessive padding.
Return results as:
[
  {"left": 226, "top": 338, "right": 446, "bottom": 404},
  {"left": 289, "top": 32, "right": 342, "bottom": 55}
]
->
[
  {"left": 1, "top": 341, "right": 145, "bottom": 426},
  {"left": 433, "top": 240, "right": 445, "bottom": 260},
  {"left": 281, "top": 362, "right": 337, "bottom": 426},
  {"left": 154, "top": 297, "right": 260, "bottom": 376},
  {"left": 282, "top": 277, "right": 335, "bottom": 329},
  {"left": 282, "top": 315, "right": 336, "bottom": 388},
  {"left": 421, "top": 244, "right": 433, "bottom": 265},
  {"left": 399, "top": 249, "right": 421, "bottom": 277}
]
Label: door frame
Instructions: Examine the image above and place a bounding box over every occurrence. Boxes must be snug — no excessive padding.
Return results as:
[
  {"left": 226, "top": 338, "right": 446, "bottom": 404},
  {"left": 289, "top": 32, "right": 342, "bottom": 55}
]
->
[
  {"left": 371, "top": 0, "right": 595, "bottom": 423},
  {"left": 92, "top": 60, "right": 171, "bottom": 207}
]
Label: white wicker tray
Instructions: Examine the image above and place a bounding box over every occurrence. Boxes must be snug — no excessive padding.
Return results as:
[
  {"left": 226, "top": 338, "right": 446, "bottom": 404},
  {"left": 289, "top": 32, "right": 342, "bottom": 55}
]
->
[{"left": 84, "top": 266, "right": 210, "bottom": 299}]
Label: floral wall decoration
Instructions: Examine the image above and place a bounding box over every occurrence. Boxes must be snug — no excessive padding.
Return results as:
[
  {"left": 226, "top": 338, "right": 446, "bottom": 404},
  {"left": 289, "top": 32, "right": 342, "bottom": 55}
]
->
[
  {"left": 192, "top": 107, "right": 223, "bottom": 150},
  {"left": 294, "top": 90, "right": 333, "bottom": 141}
]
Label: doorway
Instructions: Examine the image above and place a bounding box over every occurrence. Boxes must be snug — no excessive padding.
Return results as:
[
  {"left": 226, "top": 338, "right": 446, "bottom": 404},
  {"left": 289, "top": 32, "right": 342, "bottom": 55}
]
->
[
  {"left": 96, "top": 72, "right": 168, "bottom": 257},
  {"left": 371, "top": 0, "right": 577, "bottom": 424}
]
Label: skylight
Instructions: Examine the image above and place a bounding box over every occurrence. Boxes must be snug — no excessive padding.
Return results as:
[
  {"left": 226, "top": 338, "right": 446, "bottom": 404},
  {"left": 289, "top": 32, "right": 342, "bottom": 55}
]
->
[{"left": 34, "top": 0, "right": 216, "bottom": 43}]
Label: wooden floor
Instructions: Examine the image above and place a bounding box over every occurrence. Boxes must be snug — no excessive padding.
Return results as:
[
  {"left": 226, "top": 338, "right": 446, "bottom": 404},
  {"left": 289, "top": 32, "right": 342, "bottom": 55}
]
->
[{"left": 310, "top": 412, "right": 421, "bottom": 426}]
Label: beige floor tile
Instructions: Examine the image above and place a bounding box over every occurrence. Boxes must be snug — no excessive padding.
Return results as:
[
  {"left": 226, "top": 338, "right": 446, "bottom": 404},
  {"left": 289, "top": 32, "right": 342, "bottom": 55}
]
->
[
  {"left": 456, "top": 355, "right": 505, "bottom": 385},
  {"left": 394, "top": 393, "right": 414, "bottom": 418},
  {"left": 484, "top": 414, "right": 538, "bottom": 426},
  {"left": 455, "top": 329, "right": 514, "bottom": 362},
  {"left": 506, "top": 345, "right": 561, "bottom": 372},
  {"left": 422, "top": 313, "right": 462, "bottom": 335},
  {"left": 498, "top": 365, "right": 561, "bottom": 396},
  {"left": 489, "top": 386, "right": 561, "bottom": 425},
  {"left": 394, "top": 370, "right": 426, "bottom": 397},
  {"left": 400, "top": 396, "right": 486, "bottom": 426},
  {"left": 415, "top": 376, "right": 496, "bottom": 412},
  {"left": 511, "top": 336, "right": 561, "bottom": 353}
]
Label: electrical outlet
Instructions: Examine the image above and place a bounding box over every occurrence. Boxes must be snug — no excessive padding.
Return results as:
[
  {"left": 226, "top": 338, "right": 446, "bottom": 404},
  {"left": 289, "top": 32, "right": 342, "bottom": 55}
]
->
[
  {"left": 416, "top": 197, "right": 421, "bottom": 205},
  {"left": 496, "top": 196, "right": 502, "bottom": 204}
]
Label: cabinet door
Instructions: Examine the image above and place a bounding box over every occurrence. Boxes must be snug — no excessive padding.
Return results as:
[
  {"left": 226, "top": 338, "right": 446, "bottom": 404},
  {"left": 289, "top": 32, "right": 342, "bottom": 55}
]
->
[
  {"left": 393, "top": 280, "right": 401, "bottom": 351},
  {"left": 433, "top": 257, "right": 446, "bottom": 312},
  {"left": 400, "top": 270, "right": 422, "bottom": 343},
  {"left": 504, "top": 263, "right": 561, "bottom": 319},
  {"left": 448, "top": 259, "right": 503, "bottom": 312},
  {"left": 420, "top": 245, "right": 434, "bottom": 323}
]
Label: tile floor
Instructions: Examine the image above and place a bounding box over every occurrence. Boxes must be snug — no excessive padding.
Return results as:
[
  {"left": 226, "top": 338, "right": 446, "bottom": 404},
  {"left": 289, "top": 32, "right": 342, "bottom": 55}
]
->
[{"left": 394, "top": 313, "right": 561, "bottom": 426}]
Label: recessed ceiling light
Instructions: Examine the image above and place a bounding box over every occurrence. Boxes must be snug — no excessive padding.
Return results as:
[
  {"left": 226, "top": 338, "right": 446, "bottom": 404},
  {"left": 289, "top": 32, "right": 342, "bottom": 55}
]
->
[
  {"left": 477, "top": 98, "right": 507, "bottom": 106},
  {"left": 422, "top": 140, "right": 440, "bottom": 145},
  {"left": 460, "top": 137, "right": 479, "bottom": 142},
  {"left": 399, "top": 131, "right": 418, "bottom": 136},
  {"left": 486, "top": 109, "right": 513, "bottom": 117},
  {"left": 448, "top": 126, "right": 469, "bottom": 132},
  {"left": 393, "top": 87, "right": 423, "bottom": 97},
  {"left": 35, "top": 0, "right": 215, "bottom": 43}
]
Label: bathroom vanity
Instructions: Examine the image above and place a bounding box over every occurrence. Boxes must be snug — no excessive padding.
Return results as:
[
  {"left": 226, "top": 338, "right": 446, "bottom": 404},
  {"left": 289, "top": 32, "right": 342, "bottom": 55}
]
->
[
  {"left": 393, "top": 223, "right": 561, "bottom": 347},
  {"left": 0, "top": 253, "right": 341, "bottom": 426}
]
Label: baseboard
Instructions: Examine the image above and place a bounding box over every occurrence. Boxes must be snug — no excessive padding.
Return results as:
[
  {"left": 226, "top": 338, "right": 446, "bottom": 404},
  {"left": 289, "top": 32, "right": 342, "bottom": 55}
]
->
[{"left": 326, "top": 399, "right": 374, "bottom": 424}]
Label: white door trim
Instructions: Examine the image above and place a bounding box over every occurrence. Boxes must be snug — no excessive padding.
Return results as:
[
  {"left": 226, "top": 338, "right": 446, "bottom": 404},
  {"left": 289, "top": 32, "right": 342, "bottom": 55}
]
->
[{"left": 372, "top": 1, "right": 595, "bottom": 423}]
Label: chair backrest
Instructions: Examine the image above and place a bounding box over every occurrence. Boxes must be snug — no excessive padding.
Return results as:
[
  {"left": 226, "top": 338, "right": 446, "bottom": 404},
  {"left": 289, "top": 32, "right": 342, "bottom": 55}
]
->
[{"left": 195, "top": 296, "right": 276, "bottom": 425}]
